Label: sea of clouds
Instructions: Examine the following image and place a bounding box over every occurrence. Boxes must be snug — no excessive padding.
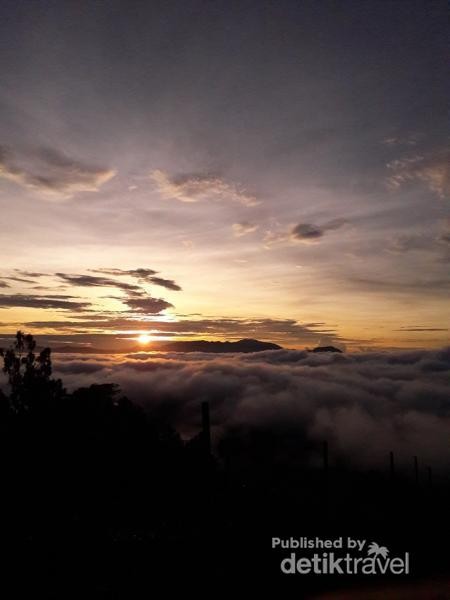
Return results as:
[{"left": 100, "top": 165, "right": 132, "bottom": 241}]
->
[{"left": 49, "top": 347, "right": 450, "bottom": 472}]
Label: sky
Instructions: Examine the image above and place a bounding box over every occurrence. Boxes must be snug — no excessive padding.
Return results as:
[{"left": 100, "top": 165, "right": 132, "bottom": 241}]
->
[{"left": 0, "top": 0, "right": 448, "bottom": 351}]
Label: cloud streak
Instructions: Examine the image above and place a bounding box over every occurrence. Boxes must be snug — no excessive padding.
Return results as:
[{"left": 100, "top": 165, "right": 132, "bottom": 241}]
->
[
  {"left": 90, "top": 268, "right": 182, "bottom": 291},
  {"left": 387, "top": 150, "right": 450, "bottom": 199},
  {"left": 232, "top": 222, "right": 259, "bottom": 237},
  {"left": 0, "top": 146, "right": 115, "bottom": 199},
  {"left": 0, "top": 294, "right": 91, "bottom": 311},
  {"left": 151, "top": 170, "right": 260, "bottom": 206},
  {"left": 55, "top": 273, "right": 141, "bottom": 292}
]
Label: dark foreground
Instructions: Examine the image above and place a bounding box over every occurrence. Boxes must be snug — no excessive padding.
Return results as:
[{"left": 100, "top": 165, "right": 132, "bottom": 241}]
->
[{"left": 1, "top": 334, "right": 449, "bottom": 597}]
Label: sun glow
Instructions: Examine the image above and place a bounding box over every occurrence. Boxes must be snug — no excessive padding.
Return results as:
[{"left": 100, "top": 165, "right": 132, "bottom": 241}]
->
[{"left": 137, "top": 334, "right": 153, "bottom": 345}]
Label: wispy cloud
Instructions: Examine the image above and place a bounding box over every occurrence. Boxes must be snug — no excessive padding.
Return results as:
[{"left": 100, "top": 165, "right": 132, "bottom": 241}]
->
[
  {"left": 0, "top": 146, "right": 115, "bottom": 199},
  {"left": 346, "top": 276, "right": 450, "bottom": 296},
  {"left": 386, "top": 234, "right": 431, "bottom": 254},
  {"left": 14, "top": 270, "right": 45, "bottom": 278},
  {"left": 151, "top": 170, "right": 260, "bottom": 206},
  {"left": 0, "top": 294, "right": 90, "bottom": 311},
  {"left": 90, "top": 268, "right": 182, "bottom": 291},
  {"left": 2, "top": 276, "right": 37, "bottom": 284},
  {"left": 395, "top": 326, "right": 448, "bottom": 332},
  {"left": 92, "top": 268, "right": 157, "bottom": 280},
  {"left": 387, "top": 149, "right": 450, "bottom": 199},
  {"left": 123, "top": 296, "right": 174, "bottom": 314},
  {"left": 436, "top": 219, "right": 450, "bottom": 246},
  {"left": 55, "top": 273, "right": 141, "bottom": 292},
  {"left": 232, "top": 222, "right": 259, "bottom": 237},
  {"left": 147, "top": 277, "right": 181, "bottom": 291}
]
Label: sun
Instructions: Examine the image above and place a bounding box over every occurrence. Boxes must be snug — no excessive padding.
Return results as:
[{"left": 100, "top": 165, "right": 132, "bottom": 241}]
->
[{"left": 137, "top": 334, "right": 153, "bottom": 345}]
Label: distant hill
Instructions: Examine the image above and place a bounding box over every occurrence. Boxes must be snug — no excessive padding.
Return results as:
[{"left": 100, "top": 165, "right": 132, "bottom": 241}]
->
[
  {"left": 153, "top": 338, "right": 283, "bottom": 353},
  {"left": 311, "top": 345, "right": 343, "bottom": 353}
]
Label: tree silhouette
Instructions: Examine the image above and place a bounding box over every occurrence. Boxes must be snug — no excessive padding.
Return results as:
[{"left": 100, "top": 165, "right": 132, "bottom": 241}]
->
[{"left": 0, "top": 331, "right": 64, "bottom": 412}]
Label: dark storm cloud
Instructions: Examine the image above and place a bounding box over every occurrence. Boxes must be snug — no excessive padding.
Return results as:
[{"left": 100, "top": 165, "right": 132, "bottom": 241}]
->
[
  {"left": 0, "top": 294, "right": 90, "bottom": 311},
  {"left": 49, "top": 347, "right": 450, "bottom": 470},
  {"left": 55, "top": 273, "right": 141, "bottom": 292},
  {"left": 0, "top": 145, "right": 115, "bottom": 198}
]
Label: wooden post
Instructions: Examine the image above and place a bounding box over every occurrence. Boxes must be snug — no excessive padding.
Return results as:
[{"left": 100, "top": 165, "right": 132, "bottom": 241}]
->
[
  {"left": 201, "top": 401, "right": 211, "bottom": 456},
  {"left": 414, "top": 455, "right": 419, "bottom": 485}
]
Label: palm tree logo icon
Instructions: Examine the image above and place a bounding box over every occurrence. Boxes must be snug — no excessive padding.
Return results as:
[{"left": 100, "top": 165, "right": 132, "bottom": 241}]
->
[{"left": 367, "top": 542, "right": 389, "bottom": 559}]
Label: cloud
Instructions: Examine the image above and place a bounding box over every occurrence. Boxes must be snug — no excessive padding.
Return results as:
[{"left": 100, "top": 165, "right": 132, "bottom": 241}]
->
[
  {"left": 151, "top": 170, "right": 260, "bottom": 206},
  {"left": 14, "top": 270, "right": 44, "bottom": 278},
  {"left": 386, "top": 234, "right": 431, "bottom": 254},
  {"left": 0, "top": 281, "right": 10, "bottom": 288},
  {"left": 436, "top": 219, "right": 450, "bottom": 246},
  {"left": 291, "top": 218, "right": 347, "bottom": 243},
  {"left": 91, "top": 268, "right": 157, "bottom": 280},
  {"left": 438, "top": 232, "right": 450, "bottom": 245},
  {"left": 346, "top": 276, "right": 450, "bottom": 296},
  {"left": 395, "top": 327, "right": 448, "bottom": 332},
  {"left": 387, "top": 150, "right": 450, "bottom": 199},
  {"left": 3, "top": 276, "right": 36, "bottom": 284},
  {"left": 291, "top": 223, "right": 323, "bottom": 241},
  {"left": 55, "top": 273, "right": 141, "bottom": 292},
  {"left": 0, "top": 294, "right": 90, "bottom": 311},
  {"left": 0, "top": 145, "right": 115, "bottom": 199},
  {"left": 90, "top": 268, "right": 181, "bottom": 291},
  {"left": 124, "top": 296, "right": 174, "bottom": 314},
  {"left": 382, "top": 136, "right": 417, "bottom": 147},
  {"left": 46, "top": 347, "right": 450, "bottom": 470},
  {"left": 0, "top": 269, "right": 179, "bottom": 319},
  {"left": 232, "top": 222, "right": 259, "bottom": 237},
  {"left": 147, "top": 277, "right": 181, "bottom": 291},
  {"left": 18, "top": 316, "right": 343, "bottom": 349}
]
